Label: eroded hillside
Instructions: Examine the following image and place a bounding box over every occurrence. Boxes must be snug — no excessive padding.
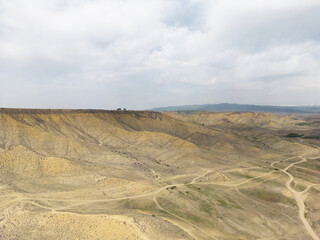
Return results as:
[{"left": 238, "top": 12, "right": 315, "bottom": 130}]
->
[
  {"left": 165, "top": 111, "right": 303, "bottom": 129},
  {"left": 0, "top": 109, "right": 319, "bottom": 239}
]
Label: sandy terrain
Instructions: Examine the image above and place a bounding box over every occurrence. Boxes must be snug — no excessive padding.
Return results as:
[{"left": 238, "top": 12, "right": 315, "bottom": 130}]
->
[{"left": 0, "top": 109, "right": 319, "bottom": 239}]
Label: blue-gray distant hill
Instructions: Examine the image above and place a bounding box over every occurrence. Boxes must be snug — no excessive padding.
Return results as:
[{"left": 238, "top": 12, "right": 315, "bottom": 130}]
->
[{"left": 149, "top": 103, "right": 320, "bottom": 114}]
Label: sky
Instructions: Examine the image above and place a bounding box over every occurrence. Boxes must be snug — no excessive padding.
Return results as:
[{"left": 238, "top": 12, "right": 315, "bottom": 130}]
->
[{"left": 0, "top": 0, "right": 319, "bottom": 109}]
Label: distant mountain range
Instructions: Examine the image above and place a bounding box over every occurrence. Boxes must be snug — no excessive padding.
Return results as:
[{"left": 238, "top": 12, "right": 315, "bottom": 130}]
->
[{"left": 149, "top": 103, "right": 320, "bottom": 114}]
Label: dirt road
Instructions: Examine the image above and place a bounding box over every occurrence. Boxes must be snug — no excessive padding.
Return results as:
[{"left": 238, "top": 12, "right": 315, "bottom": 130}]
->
[{"left": 282, "top": 156, "right": 319, "bottom": 240}]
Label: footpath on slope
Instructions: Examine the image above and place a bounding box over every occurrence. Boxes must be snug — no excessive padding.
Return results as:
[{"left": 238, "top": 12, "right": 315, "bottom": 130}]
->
[{"left": 1, "top": 150, "right": 319, "bottom": 239}]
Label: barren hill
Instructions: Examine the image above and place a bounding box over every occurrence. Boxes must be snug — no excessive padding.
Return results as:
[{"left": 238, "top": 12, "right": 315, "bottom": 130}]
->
[
  {"left": 0, "top": 109, "right": 319, "bottom": 239},
  {"left": 165, "top": 111, "right": 302, "bottom": 129}
]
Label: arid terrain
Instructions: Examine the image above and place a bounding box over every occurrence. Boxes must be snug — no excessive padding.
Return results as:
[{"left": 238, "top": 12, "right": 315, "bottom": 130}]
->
[{"left": 0, "top": 109, "right": 319, "bottom": 240}]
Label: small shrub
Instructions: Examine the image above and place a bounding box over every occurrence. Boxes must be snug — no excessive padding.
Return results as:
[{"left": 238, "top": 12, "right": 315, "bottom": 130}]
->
[
  {"left": 296, "top": 122, "right": 311, "bottom": 126},
  {"left": 286, "top": 133, "right": 303, "bottom": 138}
]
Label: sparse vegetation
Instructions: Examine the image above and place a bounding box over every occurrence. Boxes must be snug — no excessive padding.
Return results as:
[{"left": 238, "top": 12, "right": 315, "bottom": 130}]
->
[
  {"left": 0, "top": 109, "right": 319, "bottom": 240},
  {"left": 243, "top": 189, "right": 296, "bottom": 206},
  {"left": 285, "top": 132, "right": 320, "bottom": 140},
  {"left": 199, "top": 200, "right": 213, "bottom": 215},
  {"left": 242, "top": 175, "right": 253, "bottom": 179},
  {"left": 303, "top": 135, "right": 320, "bottom": 140},
  {"left": 286, "top": 133, "right": 304, "bottom": 138},
  {"left": 296, "top": 122, "right": 311, "bottom": 126}
]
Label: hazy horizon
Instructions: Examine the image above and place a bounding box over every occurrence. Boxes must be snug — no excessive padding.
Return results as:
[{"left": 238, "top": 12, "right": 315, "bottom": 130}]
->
[
  {"left": 0, "top": 0, "right": 319, "bottom": 109},
  {"left": 2, "top": 102, "right": 320, "bottom": 112}
]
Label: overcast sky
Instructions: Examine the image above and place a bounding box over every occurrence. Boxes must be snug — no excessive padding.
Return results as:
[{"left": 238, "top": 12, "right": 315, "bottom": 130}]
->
[{"left": 0, "top": 0, "right": 319, "bottom": 109}]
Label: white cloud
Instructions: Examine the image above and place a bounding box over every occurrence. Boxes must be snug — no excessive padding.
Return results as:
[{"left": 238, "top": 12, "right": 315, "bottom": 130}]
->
[{"left": 0, "top": 0, "right": 319, "bottom": 108}]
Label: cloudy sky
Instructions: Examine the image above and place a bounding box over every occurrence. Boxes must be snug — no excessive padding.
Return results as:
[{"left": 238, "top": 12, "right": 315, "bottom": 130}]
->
[{"left": 0, "top": 0, "right": 319, "bottom": 109}]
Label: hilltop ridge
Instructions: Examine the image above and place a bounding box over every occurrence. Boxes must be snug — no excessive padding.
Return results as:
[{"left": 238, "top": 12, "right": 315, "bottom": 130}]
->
[{"left": 149, "top": 103, "right": 320, "bottom": 114}]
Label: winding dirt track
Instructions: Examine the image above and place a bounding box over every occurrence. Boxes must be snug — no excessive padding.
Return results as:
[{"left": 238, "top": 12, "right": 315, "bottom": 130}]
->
[
  {"left": 1, "top": 152, "right": 319, "bottom": 239},
  {"left": 282, "top": 156, "right": 319, "bottom": 240}
]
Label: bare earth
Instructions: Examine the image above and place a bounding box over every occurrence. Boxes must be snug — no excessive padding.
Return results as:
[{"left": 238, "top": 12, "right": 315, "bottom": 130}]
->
[{"left": 0, "top": 109, "right": 319, "bottom": 240}]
